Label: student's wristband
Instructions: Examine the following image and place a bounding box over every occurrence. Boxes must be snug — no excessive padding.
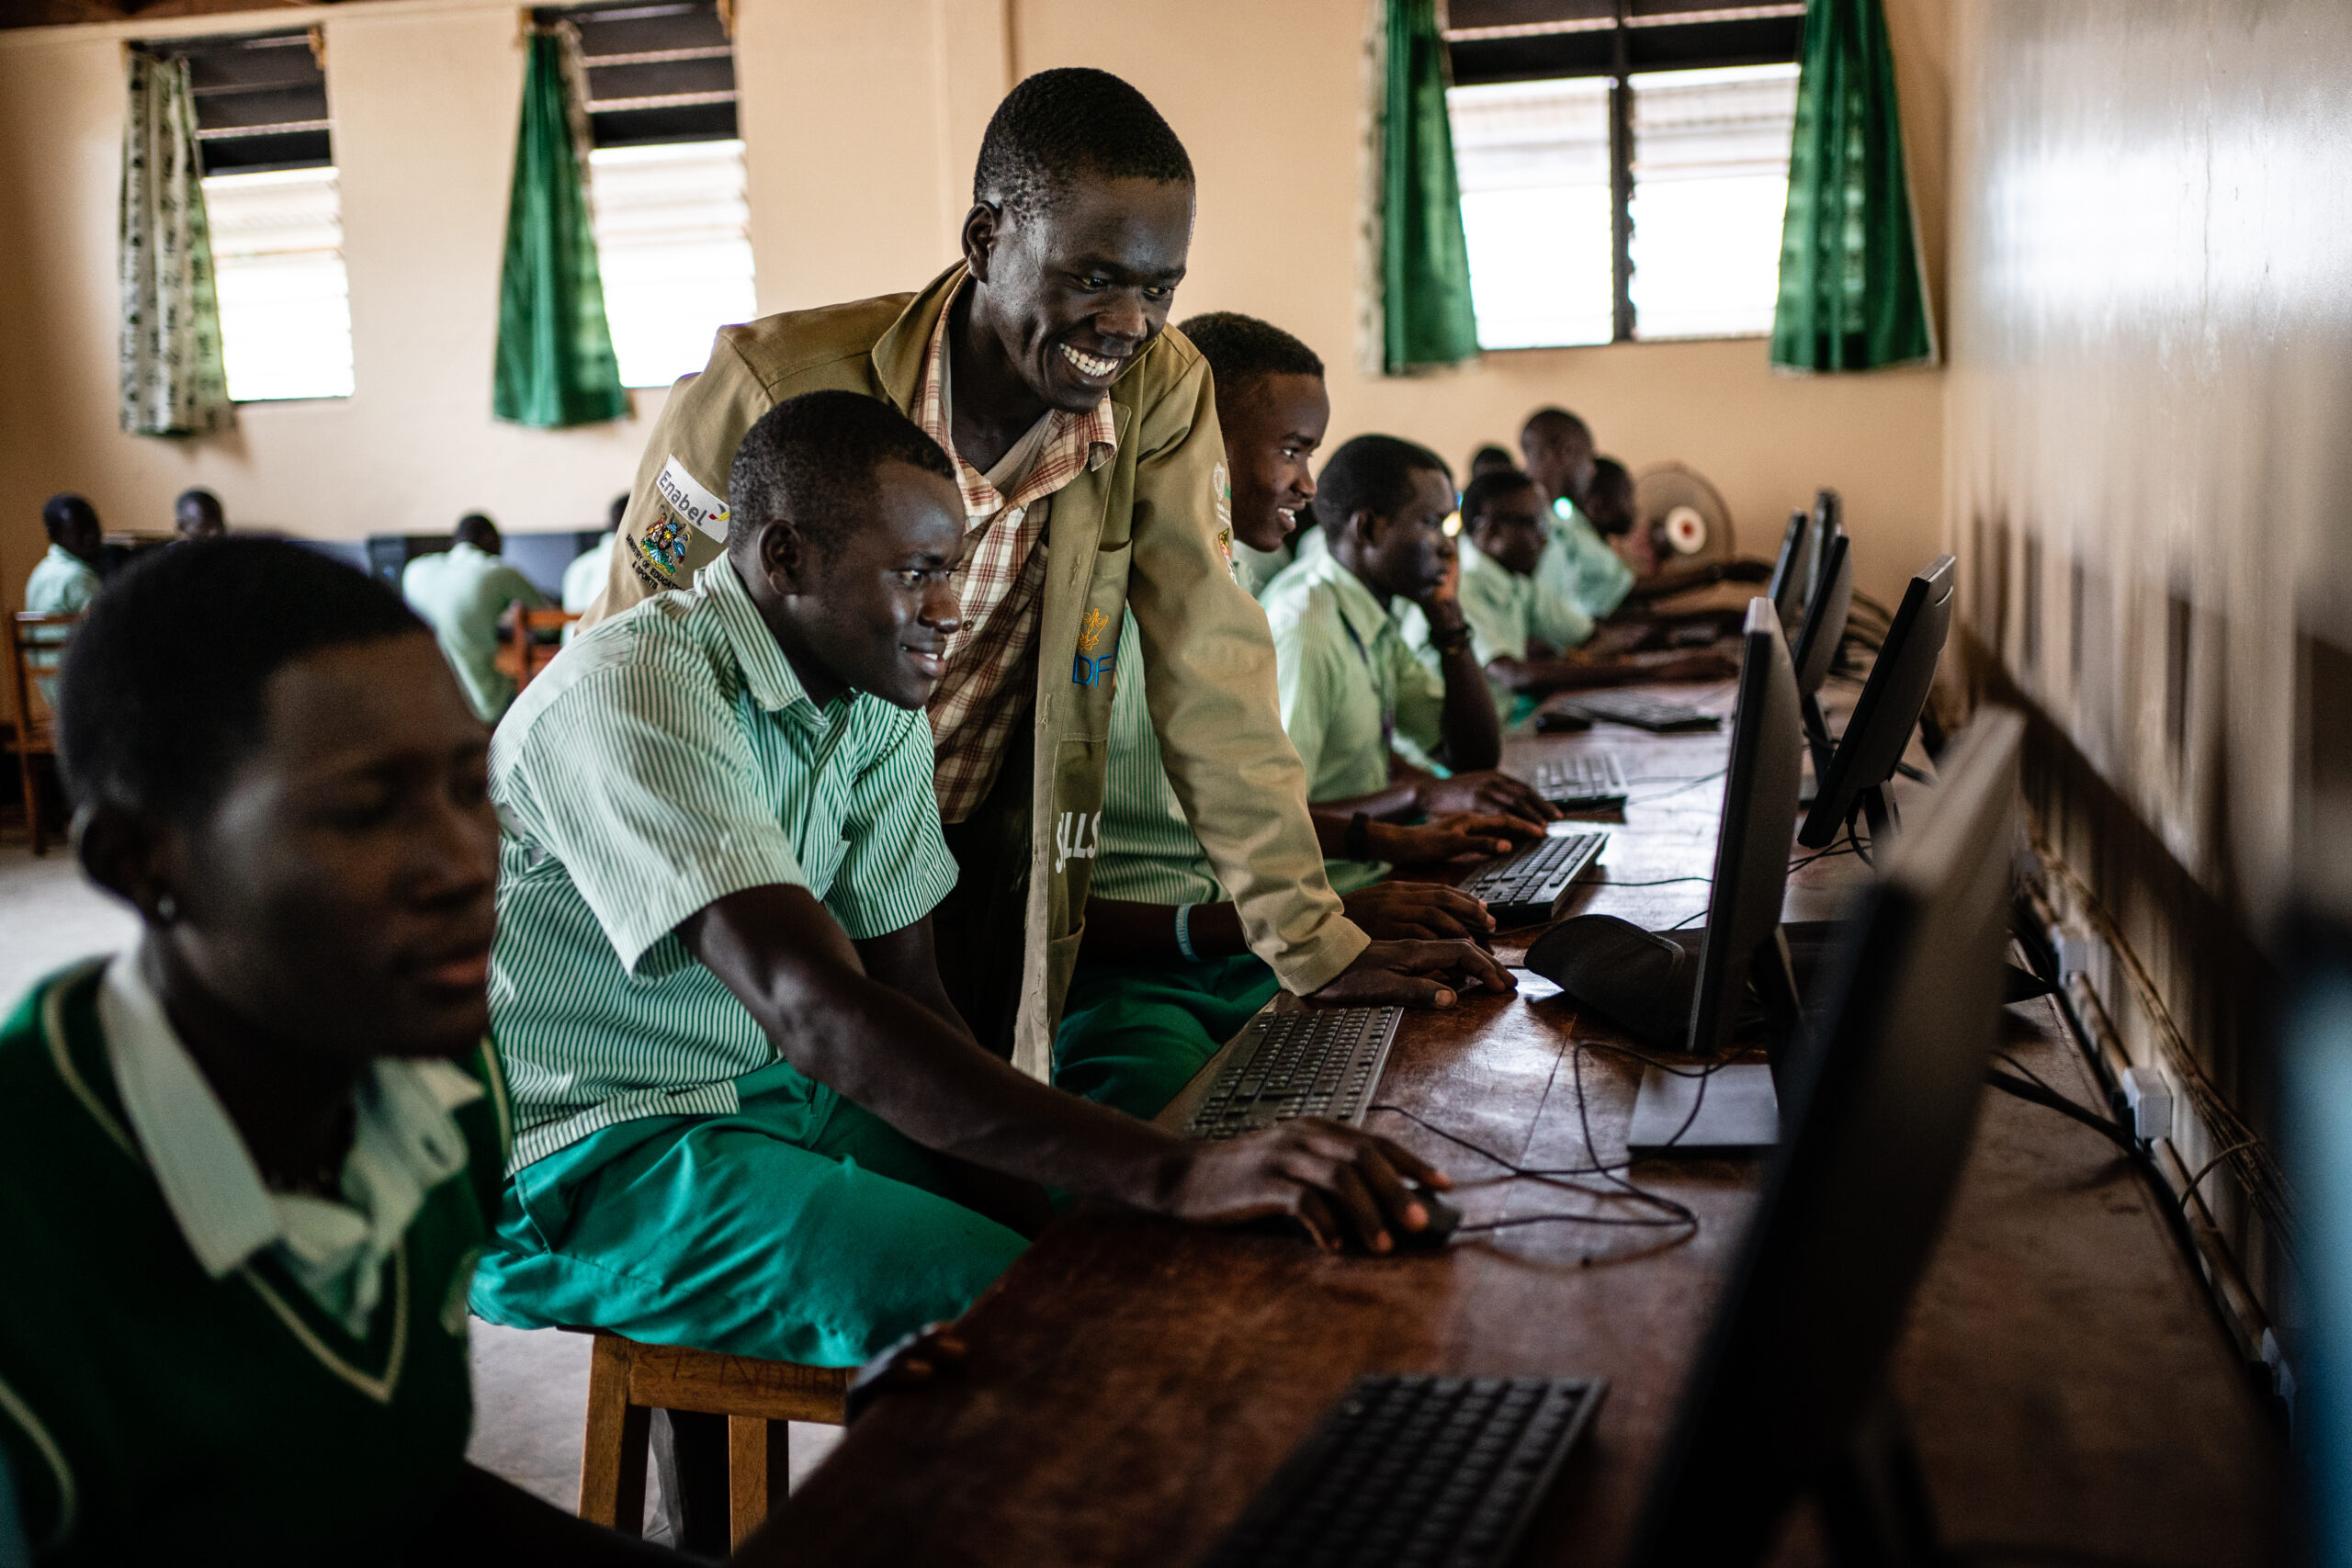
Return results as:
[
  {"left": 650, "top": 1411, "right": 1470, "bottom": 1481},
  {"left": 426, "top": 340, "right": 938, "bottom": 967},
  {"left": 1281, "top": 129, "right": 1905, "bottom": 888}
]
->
[
  {"left": 1346, "top": 812, "right": 1373, "bottom": 863},
  {"left": 1174, "top": 903, "right": 1201, "bottom": 963},
  {"left": 1428, "top": 617, "right": 1474, "bottom": 657}
]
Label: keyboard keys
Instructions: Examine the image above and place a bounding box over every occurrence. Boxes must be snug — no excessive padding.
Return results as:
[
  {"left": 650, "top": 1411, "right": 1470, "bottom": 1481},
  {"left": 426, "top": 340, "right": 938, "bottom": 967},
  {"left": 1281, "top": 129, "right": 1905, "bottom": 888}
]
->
[{"left": 1183, "top": 1008, "right": 1406, "bottom": 1140}]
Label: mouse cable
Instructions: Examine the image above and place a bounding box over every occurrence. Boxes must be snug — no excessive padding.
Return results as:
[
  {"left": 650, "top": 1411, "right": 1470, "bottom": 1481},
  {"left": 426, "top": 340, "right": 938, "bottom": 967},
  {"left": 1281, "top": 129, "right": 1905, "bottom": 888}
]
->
[
  {"left": 1623, "top": 769, "right": 1727, "bottom": 808},
  {"left": 1572, "top": 872, "right": 1713, "bottom": 888},
  {"left": 1983, "top": 1066, "right": 2138, "bottom": 1155}
]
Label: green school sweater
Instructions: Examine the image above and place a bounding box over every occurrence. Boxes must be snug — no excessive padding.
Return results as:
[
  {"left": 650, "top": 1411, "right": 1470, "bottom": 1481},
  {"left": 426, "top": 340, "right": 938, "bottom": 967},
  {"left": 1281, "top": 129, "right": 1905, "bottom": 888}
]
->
[{"left": 0, "top": 962, "right": 512, "bottom": 1564}]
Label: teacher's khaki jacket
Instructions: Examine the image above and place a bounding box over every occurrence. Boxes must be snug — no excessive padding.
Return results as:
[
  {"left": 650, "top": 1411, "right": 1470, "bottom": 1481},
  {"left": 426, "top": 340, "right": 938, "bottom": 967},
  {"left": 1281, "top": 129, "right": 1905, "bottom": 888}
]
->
[{"left": 586, "top": 265, "right": 1369, "bottom": 1077}]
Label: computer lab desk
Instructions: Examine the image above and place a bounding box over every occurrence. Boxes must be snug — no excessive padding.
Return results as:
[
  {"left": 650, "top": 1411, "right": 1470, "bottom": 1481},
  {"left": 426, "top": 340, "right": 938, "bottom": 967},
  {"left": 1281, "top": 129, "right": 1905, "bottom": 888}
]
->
[{"left": 748, "top": 677, "right": 2287, "bottom": 1568}]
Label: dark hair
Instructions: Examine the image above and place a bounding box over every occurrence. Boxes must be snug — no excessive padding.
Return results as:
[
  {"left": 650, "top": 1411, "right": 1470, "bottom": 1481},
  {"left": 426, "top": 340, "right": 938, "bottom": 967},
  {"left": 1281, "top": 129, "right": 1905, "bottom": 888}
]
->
[
  {"left": 607, "top": 492, "right": 628, "bottom": 528},
  {"left": 973, "top": 68, "right": 1193, "bottom": 221},
  {"left": 1178, "top": 312, "right": 1323, "bottom": 408},
  {"left": 1460, "top": 468, "right": 1539, "bottom": 530},
  {"left": 175, "top": 487, "right": 221, "bottom": 514},
  {"left": 1521, "top": 407, "right": 1592, "bottom": 447},
  {"left": 42, "top": 493, "right": 96, "bottom": 543},
  {"left": 729, "top": 390, "right": 957, "bottom": 558},
  {"left": 1467, "top": 445, "right": 1517, "bottom": 477},
  {"left": 57, "top": 540, "right": 427, "bottom": 823},
  {"left": 454, "top": 513, "right": 498, "bottom": 550},
  {"left": 1314, "top": 435, "right": 1453, "bottom": 528},
  {"left": 1583, "top": 456, "right": 1635, "bottom": 534}
]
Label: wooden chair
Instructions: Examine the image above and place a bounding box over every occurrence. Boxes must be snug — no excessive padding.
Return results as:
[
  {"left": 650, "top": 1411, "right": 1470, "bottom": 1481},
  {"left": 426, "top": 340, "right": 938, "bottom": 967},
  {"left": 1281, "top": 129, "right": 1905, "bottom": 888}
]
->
[
  {"left": 8, "top": 613, "right": 81, "bottom": 855},
  {"left": 575, "top": 1330, "right": 852, "bottom": 1549},
  {"left": 511, "top": 607, "right": 581, "bottom": 692}
]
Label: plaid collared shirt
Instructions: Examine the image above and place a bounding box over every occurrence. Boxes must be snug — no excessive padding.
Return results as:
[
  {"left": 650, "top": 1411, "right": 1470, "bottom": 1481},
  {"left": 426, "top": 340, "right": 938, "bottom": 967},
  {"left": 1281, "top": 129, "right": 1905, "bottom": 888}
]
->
[{"left": 913, "top": 288, "right": 1119, "bottom": 823}]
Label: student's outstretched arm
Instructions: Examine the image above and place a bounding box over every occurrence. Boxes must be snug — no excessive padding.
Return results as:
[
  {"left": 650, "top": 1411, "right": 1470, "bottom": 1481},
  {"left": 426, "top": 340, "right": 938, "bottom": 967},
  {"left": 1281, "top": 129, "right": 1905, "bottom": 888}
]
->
[{"left": 681, "top": 883, "right": 1496, "bottom": 1252}]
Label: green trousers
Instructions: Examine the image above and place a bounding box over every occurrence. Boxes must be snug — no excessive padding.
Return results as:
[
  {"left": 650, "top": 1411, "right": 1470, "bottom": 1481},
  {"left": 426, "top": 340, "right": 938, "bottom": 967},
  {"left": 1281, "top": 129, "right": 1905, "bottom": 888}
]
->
[
  {"left": 1053, "top": 951, "right": 1283, "bottom": 1121},
  {"left": 469, "top": 1081, "right": 1027, "bottom": 1368}
]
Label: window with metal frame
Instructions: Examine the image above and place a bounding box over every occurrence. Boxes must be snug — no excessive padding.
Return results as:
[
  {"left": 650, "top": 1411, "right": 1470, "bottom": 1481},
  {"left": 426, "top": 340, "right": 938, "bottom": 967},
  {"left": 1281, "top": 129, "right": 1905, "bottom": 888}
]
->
[
  {"left": 175, "top": 28, "right": 355, "bottom": 401},
  {"left": 570, "top": 0, "right": 756, "bottom": 389},
  {"left": 1444, "top": 1, "right": 1804, "bottom": 348}
]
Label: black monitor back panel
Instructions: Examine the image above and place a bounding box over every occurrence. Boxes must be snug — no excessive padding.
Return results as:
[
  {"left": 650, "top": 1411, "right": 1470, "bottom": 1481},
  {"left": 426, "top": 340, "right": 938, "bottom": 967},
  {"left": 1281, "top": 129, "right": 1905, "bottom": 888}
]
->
[
  {"left": 1799, "top": 554, "right": 1956, "bottom": 849},
  {"left": 1629, "top": 708, "right": 2024, "bottom": 1566}
]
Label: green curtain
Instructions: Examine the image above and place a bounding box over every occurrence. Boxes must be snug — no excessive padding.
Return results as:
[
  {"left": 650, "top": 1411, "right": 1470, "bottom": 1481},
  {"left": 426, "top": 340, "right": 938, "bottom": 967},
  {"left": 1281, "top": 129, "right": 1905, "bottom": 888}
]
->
[
  {"left": 1378, "top": 0, "right": 1480, "bottom": 374},
  {"left": 119, "top": 51, "right": 234, "bottom": 438},
  {"left": 493, "top": 26, "right": 628, "bottom": 427},
  {"left": 1770, "top": 0, "right": 1935, "bottom": 371}
]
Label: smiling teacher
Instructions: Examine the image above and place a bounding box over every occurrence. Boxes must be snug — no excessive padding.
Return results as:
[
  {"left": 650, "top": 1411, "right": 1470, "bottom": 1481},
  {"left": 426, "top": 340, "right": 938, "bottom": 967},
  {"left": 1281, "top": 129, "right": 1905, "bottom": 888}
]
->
[{"left": 588, "top": 68, "right": 1499, "bottom": 1074}]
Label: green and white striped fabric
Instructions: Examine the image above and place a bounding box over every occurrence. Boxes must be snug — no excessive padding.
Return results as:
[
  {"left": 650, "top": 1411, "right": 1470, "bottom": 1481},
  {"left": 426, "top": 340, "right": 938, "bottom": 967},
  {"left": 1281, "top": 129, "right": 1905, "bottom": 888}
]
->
[
  {"left": 1091, "top": 611, "right": 1227, "bottom": 908},
  {"left": 487, "top": 557, "right": 958, "bottom": 1169}
]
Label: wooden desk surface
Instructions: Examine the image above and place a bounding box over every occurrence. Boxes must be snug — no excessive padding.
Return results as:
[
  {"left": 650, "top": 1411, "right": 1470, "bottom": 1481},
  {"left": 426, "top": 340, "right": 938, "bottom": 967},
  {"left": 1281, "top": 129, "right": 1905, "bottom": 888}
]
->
[{"left": 754, "top": 675, "right": 2286, "bottom": 1567}]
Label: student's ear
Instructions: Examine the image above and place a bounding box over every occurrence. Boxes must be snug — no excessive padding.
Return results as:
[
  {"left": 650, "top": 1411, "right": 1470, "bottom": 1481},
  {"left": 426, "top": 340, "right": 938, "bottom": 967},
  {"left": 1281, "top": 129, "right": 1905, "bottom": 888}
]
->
[
  {"left": 1342, "top": 508, "right": 1383, "bottom": 551},
  {"left": 752, "top": 517, "right": 812, "bottom": 595},
  {"left": 961, "top": 202, "right": 1003, "bottom": 284},
  {"left": 75, "top": 803, "right": 179, "bottom": 927}
]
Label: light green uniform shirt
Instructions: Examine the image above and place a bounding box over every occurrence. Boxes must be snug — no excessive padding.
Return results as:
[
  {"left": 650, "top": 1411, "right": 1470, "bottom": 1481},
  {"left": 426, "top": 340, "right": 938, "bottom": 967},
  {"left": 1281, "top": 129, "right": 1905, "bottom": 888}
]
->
[
  {"left": 24, "top": 545, "right": 100, "bottom": 615},
  {"left": 487, "top": 556, "right": 958, "bottom": 1169},
  {"left": 561, "top": 532, "right": 617, "bottom": 614},
  {"left": 1261, "top": 550, "right": 1444, "bottom": 891},
  {"left": 1231, "top": 539, "right": 1292, "bottom": 601},
  {"left": 1539, "top": 498, "right": 1636, "bottom": 621},
  {"left": 1092, "top": 611, "right": 1227, "bottom": 907},
  {"left": 401, "top": 542, "right": 549, "bottom": 723}
]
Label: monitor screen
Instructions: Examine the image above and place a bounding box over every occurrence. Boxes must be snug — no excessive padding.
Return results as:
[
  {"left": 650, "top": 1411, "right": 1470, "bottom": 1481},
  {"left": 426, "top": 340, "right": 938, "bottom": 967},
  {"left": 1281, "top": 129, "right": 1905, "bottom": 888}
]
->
[
  {"left": 1791, "top": 533, "right": 1854, "bottom": 701},
  {"left": 1799, "top": 555, "right": 1957, "bottom": 850},
  {"left": 1687, "top": 598, "right": 1806, "bottom": 1059},
  {"left": 1631, "top": 708, "right": 2024, "bottom": 1565},
  {"left": 1768, "top": 512, "right": 1813, "bottom": 635}
]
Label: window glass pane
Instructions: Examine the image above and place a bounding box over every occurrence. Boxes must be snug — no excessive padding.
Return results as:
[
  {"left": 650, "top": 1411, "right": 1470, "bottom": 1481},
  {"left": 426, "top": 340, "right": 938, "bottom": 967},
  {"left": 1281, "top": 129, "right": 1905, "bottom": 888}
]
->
[
  {"left": 1627, "top": 62, "right": 1798, "bottom": 340},
  {"left": 590, "top": 139, "right": 757, "bottom": 389},
  {"left": 1447, "top": 76, "right": 1615, "bottom": 350},
  {"left": 202, "top": 167, "right": 356, "bottom": 401}
]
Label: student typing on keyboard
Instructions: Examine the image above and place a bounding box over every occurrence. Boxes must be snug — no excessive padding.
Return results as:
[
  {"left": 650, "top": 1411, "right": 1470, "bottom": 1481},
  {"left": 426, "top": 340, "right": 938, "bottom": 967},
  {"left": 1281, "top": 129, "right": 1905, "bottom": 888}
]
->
[
  {"left": 1259, "top": 435, "right": 1563, "bottom": 893},
  {"left": 1055, "top": 320, "right": 1534, "bottom": 1123}
]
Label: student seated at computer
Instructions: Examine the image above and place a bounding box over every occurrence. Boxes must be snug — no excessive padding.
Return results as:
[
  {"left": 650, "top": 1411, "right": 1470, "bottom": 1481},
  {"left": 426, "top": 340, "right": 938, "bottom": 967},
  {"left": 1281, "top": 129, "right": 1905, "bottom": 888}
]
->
[
  {"left": 469, "top": 392, "right": 1487, "bottom": 1388},
  {"left": 174, "top": 487, "right": 227, "bottom": 543},
  {"left": 1055, "top": 318, "right": 1532, "bottom": 1122},
  {"left": 1413, "top": 468, "right": 1736, "bottom": 710},
  {"left": 401, "top": 513, "right": 550, "bottom": 725},
  {"left": 0, "top": 540, "right": 683, "bottom": 1565},
  {"left": 1261, "top": 435, "right": 1562, "bottom": 891},
  {"left": 1581, "top": 456, "right": 1767, "bottom": 602}
]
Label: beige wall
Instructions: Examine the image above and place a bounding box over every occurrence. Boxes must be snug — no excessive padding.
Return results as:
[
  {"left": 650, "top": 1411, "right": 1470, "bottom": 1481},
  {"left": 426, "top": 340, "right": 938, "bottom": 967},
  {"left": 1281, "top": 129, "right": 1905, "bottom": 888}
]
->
[{"left": 0, "top": 0, "right": 1950, "bottom": 608}]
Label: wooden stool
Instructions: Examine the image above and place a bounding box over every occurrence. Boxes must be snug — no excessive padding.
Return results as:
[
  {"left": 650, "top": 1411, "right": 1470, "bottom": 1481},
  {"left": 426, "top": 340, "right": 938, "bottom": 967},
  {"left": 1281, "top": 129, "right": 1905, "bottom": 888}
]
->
[{"left": 576, "top": 1330, "right": 852, "bottom": 1548}]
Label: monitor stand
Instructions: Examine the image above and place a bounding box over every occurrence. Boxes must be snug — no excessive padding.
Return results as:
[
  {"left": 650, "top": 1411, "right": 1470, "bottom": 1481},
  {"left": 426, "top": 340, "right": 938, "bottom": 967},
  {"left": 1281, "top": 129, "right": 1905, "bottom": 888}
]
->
[{"left": 1626, "top": 931, "right": 1803, "bottom": 1157}]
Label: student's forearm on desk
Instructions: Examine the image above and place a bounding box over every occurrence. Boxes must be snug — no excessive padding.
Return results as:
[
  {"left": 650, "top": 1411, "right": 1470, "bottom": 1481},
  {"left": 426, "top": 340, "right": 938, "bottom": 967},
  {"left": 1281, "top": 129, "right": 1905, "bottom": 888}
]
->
[{"left": 682, "top": 885, "right": 1183, "bottom": 1203}]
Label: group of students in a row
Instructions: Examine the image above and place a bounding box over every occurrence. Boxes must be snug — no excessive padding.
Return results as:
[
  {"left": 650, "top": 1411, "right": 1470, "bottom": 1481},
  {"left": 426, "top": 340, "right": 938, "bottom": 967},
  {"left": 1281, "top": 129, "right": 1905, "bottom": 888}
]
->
[
  {"left": 21, "top": 489, "right": 226, "bottom": 621},
  {"left": 0, "top": 67, "right": 1748, "bottom": 1562}
]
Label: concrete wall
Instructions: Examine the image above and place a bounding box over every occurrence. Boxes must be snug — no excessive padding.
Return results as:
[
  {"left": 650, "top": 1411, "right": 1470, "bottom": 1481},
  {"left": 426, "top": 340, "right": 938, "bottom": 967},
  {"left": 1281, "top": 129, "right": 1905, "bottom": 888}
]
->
[{"left": 0, "top": 0, "right": 1951, "bottom": 608}]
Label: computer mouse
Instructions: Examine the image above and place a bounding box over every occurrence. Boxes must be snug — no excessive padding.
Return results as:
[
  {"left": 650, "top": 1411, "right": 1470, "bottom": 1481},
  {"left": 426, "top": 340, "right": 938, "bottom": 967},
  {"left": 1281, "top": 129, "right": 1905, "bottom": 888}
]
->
[
  {"left": 1524, "top": 914, "right": 1697, "bottom": 1050},
  {"left": 1535, "top": 709, "right": 1594, "bottom": 734},
  {"left": 1393, "top": 1183, "right": 1462, "bottom": 1250}
]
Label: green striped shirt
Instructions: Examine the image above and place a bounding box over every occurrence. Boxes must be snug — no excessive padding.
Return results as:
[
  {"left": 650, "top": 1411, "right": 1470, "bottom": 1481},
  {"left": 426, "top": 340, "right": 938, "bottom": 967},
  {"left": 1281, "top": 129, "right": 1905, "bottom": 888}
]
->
[
  {"left": 487, "top": 557, "right": 958, "bottom": 1168},
  {"left": 1091, "top": 611, "right": 1227, "bottom": 907}
]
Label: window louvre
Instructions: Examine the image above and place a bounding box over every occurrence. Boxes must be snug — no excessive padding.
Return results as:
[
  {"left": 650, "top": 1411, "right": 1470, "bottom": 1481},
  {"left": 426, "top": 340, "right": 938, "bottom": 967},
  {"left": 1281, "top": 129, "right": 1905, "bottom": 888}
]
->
[
  {"left": 571, "top": 0, "right": 738, "bottom": 147},
  {"left": 202, "top": 166, "right": 356, "bottom": 401},
  {"left": 175, "top": 29, "right": 331, "bottom": 175},
  {"left": 589, "top": 139, "right": 755, "bottom": 388}
]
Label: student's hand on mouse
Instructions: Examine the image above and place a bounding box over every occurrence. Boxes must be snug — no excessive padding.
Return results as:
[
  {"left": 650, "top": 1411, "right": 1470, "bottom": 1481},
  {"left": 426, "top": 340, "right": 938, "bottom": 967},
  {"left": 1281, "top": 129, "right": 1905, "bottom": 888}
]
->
[
  {"left": 1340, "top": 881, "right": 1496, "bottom": 944},
  {"left": 1309, "top": 939, "right": 1517, "bottom": 1009},
  {"left": 1158, "top": 1117, "right": 1452, "bottom": 1253},
  {"left": 1383, "top": 813, "right": 1544, "bottom": 863},
  {"left": 845, "top": 1322, "right": 968, "bottom": 1424},
  {"left": 1414, "top": 770, "right": 1560, "bottom": 827}
]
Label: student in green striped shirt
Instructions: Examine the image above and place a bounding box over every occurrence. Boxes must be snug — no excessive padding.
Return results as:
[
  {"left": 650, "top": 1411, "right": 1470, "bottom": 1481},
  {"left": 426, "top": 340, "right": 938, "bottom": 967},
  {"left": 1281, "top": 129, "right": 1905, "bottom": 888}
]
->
[
  {"left": 0, "top": 540, "right": 678, "bottom": 1563},
  {"left": 471, "top": 392, "right": 1488, "bottom": 1399},
  {"left": 1055, "top": 317, "right": 1523, "bottom": 1122}
]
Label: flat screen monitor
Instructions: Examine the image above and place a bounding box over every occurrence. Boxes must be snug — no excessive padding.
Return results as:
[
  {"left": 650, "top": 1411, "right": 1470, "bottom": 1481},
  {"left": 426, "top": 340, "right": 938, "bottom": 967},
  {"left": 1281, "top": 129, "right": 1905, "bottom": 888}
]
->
[
  {"left": 1798, "top": 555, "right": 1956, "bottom": 849},
  {"left": 1630, "top": 707, "right": 2025, "bottom": 1566},
  {"left": 2283, "top": 905, "right": 2352, "bottom": 1568},
  {"left": 1791, "top": 533, "right": 1854, "bottom": 778},
  {"left": 1623, "top": 597, "right": 1805, "bottom": 1155},
  {"left": 1806, "top": 488, "right": 1843, "bottom": 608},
  {"left": 1767, "top": 511, "right": 1813, "bottom": 635}
]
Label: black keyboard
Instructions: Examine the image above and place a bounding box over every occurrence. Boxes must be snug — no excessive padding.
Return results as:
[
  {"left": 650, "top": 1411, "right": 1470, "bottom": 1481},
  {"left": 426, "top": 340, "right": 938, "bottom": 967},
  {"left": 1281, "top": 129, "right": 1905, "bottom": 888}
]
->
[
  {"left": 1201, "top": 1374, "right": 1606, "bottom": 1568},
  {"left": 1556, "top": 691, "right": 1721, "bottom": 732},
  {"left": 1531, "top": 752, "right": 1628, "bottom": 809},
  {"left": 1456, "top": 831, "right": 1606, "bottom": 926},
  {"left": 1182, "top": 1007, "right": 1404, "bottom": 1140}
]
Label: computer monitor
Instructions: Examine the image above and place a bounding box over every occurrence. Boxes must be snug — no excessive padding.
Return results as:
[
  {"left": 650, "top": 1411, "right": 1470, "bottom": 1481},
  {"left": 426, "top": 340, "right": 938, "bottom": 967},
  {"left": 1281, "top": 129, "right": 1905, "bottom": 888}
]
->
[
  {"left": 1798, "top": 555, "right": 1957, "bottom": 850},
  {"left": 2282, "top": 901, "right": 2352, "bottom": 1567},
  {"left": 1629, "top": 708, "right": 2025, "bottom": 1567},
  {"left": 1767, "top": 511, "right": 1813, "bottom": 635},
  {"left": 1623, "top": 596, "right": 1805, "bottom": 1154},
  {"left": 1791, "top": 532, "right": 1854, "bottom": 780},
  {"left": 1806, "top": 488, "right": 1843, "bottom": 608}
]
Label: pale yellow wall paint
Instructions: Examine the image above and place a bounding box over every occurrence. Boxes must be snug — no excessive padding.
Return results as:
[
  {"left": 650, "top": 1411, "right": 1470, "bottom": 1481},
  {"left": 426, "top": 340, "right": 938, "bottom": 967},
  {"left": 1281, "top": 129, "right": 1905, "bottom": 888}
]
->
[{"left": 0, "top": 0, "right": 1949, "bottom": 611}]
